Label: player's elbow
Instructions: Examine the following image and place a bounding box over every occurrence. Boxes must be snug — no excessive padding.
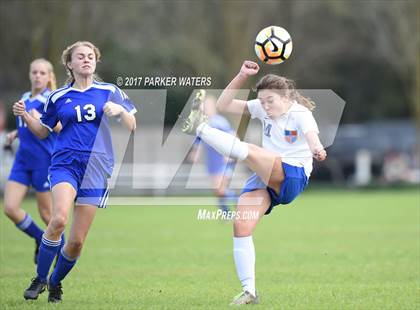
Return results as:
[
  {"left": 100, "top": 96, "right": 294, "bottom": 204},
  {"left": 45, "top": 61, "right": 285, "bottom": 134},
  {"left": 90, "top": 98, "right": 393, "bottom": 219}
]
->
[{"left": 37, "top": 130, "right": 49, "bottom": 140}]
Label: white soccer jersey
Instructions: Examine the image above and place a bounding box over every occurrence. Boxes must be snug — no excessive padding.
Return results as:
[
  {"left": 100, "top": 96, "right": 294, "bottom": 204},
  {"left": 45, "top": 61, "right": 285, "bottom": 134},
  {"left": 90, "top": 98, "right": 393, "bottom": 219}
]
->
[{"left": 247, "top": 99, "right": 319, "bottom": 177}]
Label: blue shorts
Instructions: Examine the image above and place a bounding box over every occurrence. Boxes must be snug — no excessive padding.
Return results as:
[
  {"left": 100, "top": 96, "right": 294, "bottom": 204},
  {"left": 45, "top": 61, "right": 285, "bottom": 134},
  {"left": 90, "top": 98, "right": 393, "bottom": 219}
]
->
[
  {"left": 49, "top": 152, "right": 110, "bottom": 208},
  {"left": 240, "top": 162, "right": 308, "bottom": 215},
  {"left": 8, "top": 161, "right": 50, "bottom": 192}
]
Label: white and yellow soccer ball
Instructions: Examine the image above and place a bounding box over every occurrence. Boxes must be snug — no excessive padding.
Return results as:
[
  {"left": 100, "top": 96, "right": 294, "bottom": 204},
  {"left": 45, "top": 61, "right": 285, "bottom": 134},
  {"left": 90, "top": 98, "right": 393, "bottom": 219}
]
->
[{"left": 254, "top": 26, "right": 293, "bottom": 65}]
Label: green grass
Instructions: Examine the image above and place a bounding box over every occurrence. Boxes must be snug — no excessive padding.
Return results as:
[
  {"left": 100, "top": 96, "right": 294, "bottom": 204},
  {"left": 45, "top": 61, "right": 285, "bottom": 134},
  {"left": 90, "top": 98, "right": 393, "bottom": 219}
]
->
[{"left": 0, "top": 189, "right": 419, "bottom": 309}]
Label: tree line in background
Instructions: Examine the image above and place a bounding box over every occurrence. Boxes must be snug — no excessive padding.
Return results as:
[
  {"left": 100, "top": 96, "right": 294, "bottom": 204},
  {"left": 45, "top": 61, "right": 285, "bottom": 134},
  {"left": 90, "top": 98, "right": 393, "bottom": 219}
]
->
[{"left": 0, "top": 0, "right": 418, "bottom": 127}]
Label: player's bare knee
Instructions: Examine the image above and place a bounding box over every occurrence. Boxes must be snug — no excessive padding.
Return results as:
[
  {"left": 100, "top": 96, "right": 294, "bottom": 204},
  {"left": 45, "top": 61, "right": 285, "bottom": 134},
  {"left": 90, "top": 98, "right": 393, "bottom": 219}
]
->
[
  {"left": 233, "top": 227, "right": 253, "bottom": 237},
  {"left": 234, "top": 219, "right": 254, "bottom": 237},
  {"left": 49, "top": 214, "right": 67, "bottom": 233},
  {"left": 3, "top": 203, "right": 19, "bottom": 219},
  {"left": 214, "top": 188, "right": 225, "bottom": 197},
  {"left": 67, "top": 238, "right": 84, "bottom": 254}
]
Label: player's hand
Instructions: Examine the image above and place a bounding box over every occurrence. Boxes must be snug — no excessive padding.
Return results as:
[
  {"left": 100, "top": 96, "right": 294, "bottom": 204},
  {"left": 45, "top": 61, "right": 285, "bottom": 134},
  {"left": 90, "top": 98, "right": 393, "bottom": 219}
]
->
[
  {"left": 313, "top": 148, "right": 327, "bottom": 161},
  {"left": 239, "top": 61, "right": 260, "bottom": 77},
  {"left": 103, "top": 102, "right": 124, "bottom": 117},
  {"left": 5, "top": 131, "right": 17, "bottom": 146},
  {"left": 12, "top": 100, "right": 26, "bottom": 116}
]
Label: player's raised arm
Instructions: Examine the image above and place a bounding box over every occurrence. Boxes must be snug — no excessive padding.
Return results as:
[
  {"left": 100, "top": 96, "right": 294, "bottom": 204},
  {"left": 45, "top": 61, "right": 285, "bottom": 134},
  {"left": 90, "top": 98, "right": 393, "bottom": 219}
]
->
[
  {"left": 216, "top": 60, "right": 259, "bottom": 115},
  {"left": 13, "top": 100, "right": 49, "bottom": 139}
]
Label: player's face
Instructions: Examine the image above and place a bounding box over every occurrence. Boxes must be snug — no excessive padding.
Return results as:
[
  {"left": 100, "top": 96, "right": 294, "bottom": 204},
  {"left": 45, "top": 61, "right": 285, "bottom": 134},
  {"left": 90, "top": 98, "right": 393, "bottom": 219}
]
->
[
  {"left": 68, "top": 45, "right": 97, "bottom": 77},
  {"left": 257, "top": 89, "right": 291, "bottom": 118},
  {"left": 29, "top": 62, "right": 50, "bottom": 91}
]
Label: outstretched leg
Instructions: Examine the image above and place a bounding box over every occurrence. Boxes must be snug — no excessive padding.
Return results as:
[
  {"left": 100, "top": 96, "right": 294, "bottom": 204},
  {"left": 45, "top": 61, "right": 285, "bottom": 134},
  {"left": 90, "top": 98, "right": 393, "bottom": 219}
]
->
[{"left": 197, "top": 123, "right": 285, "bottom": 192}]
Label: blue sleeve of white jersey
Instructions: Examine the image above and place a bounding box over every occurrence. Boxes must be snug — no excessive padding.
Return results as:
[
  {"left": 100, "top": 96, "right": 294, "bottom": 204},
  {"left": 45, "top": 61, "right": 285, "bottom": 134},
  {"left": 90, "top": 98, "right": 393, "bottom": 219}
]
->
[
  {"left": 109, "top": 86, "right": 137, "bottom": 114},
  {"left": 40, "top": 98, "right": 58, "bottom": 132}
]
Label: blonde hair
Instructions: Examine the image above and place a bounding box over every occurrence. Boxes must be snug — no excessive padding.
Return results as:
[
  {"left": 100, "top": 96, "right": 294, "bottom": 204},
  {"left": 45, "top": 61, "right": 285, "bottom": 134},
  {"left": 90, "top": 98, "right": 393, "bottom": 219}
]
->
[
  {"left": 30, "top": 58, "right": 57, "bottom": 91},
  {"left": 61, "top": 41, "right": 101, "bottom": 84},
  {"left": 255, "top": 74, "right": 316, "bottom": 111}
]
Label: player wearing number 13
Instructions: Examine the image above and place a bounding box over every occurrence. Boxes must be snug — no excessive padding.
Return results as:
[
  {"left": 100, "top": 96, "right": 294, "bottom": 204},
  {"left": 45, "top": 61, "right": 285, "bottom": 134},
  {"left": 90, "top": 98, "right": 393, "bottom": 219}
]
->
[{"left": 15, "top": 41, "right": 137, "bottom": 303}]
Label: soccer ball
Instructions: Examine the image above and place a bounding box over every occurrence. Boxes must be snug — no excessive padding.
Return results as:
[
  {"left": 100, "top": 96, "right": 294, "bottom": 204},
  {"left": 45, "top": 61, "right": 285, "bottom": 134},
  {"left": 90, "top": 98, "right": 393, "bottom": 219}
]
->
[{"left": 254, "top": 26, "right": 293, "bottom": 65}]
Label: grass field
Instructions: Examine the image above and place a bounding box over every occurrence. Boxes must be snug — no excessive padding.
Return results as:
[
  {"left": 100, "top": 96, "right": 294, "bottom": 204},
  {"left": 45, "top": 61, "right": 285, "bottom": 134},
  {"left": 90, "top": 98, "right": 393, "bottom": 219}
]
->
[{"left": 0, "top": 189, "right": 419, "bottom": 309}]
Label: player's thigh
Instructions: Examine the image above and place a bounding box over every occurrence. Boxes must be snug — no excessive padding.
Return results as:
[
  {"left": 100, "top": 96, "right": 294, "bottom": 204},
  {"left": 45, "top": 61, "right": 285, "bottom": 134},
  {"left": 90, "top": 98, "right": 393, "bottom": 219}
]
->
[
  {"left": 234, "top": 189, "right": 271, "bottom": 236},
  {"left": 244, "top": 143, "right": 285, "bottom": 191},
  {"left": 50, "top": 182, "right": 77, "bottom": 223},
  {"left": 3, "top": 180, "right": 28, "bottom": 211}
]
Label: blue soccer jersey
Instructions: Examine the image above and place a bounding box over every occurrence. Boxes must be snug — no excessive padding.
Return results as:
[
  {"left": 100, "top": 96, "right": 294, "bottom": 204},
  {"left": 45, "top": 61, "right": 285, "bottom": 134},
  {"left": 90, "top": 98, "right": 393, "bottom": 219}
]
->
[
  {"left": 40, "top": 81, "right": 137, "bottom": 176},
  {"left": 15, "top": 89, "right": 56, "bottom": 169}
]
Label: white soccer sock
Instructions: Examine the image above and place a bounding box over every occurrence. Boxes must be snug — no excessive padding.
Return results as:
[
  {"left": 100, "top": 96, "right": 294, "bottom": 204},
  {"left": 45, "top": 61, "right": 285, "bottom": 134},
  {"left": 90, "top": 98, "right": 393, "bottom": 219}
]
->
[
  {"left": 196, "top": 123, "right": 248, "bottom": 161},
  {"left": 233, "top": 236, "right": 256, "bottom": 296}
]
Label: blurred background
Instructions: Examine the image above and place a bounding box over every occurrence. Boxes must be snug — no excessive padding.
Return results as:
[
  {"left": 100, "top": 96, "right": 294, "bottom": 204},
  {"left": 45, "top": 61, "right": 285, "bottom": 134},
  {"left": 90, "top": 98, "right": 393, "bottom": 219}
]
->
[{"left": 0, "top": 0, "right": 418, "bottom": 195}]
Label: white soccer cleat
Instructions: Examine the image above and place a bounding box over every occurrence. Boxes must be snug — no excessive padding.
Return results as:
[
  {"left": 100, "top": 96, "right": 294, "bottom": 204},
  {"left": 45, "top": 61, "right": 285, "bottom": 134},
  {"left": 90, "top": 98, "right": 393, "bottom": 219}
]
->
[{"left": 229, "top": 290, "right": 260, "bottom": 305}]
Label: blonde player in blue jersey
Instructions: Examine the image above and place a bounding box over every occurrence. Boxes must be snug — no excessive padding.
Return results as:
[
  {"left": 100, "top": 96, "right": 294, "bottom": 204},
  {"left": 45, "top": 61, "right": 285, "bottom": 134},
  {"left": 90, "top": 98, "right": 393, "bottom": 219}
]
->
[
  {"left": 3, "top": 58, "right": 63, "bottom": 264},
  {"left": 13, "top": 41, "right": 137, "bottom": 303},
  {"left": 183, "top": 60, "right": 326, "bottom": 305}
]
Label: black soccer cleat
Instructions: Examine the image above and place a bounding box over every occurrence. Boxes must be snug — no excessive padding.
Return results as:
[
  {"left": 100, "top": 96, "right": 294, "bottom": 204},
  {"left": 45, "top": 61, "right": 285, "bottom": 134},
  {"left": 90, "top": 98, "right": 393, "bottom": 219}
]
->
[
  {"left": 48, "top": 282, "right": 63, "bottom": 303},
  {"left": 24, "top": 277, "right": 47, "bottom": 300}
]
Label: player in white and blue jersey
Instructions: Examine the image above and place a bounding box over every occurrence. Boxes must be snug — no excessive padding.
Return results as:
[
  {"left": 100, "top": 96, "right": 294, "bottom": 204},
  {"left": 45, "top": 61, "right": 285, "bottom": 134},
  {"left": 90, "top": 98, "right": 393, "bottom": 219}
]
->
[
  {"left": 189, "top": 93, "right": 236, "bottom": 213},
  {"left": 13, "top": 41, "right": 137, "bottom": 303},
  {"left": 183, "top": 61, "right": 326, "bottom": 305},
  {"left": 3, "top": 58, "right": 62, "bottom": 265}
]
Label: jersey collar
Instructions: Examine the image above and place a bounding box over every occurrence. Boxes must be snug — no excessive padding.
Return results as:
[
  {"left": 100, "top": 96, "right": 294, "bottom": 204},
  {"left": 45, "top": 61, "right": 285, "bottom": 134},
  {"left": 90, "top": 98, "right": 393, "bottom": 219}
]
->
[{"left": 69, "top": 80, "right": 100, "bottom": 92}]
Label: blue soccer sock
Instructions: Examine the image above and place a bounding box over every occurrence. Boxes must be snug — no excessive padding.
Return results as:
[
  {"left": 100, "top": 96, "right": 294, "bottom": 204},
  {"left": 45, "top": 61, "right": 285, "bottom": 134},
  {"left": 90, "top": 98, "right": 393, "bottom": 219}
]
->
[
  {"left": 59, "top": 234, "right": 66, "bottom": 252},
  {"left": 36, "top": 235, "right": 61, "bottom": 282},
  {"left": 49, "top": 248, "right": 78, "bottom": 286},
  {"left": 16, "top": 213, "right": 44, "bottom": 244}
]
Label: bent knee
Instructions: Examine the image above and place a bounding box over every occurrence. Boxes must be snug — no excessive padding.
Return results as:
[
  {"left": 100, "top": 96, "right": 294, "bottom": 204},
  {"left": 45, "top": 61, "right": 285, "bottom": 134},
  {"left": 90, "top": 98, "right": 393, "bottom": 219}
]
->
[
  {"left": 49, "top": 214, "right": 68, "bottom": 232},
  {"left": 3, "top": 203, "right": 18, "bottom": 216},
  {"left": 214, "top": 188, "right": 226, "bottom": 197},
  {"left": 66, "top": 239, "right": 84, "bottom": 253},
  {"left": 3, "top": 203, "right": 23, "bottom": 221},
  {"left": 234, "top": 219, "right": 256, "bottom": 237}
]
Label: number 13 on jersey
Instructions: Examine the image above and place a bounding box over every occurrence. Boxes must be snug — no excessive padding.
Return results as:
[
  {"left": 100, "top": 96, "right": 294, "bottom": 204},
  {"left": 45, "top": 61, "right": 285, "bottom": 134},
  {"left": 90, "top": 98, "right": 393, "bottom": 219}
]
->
[{"left": 75, "top": 104, "right": 96, "bottom": 122}]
